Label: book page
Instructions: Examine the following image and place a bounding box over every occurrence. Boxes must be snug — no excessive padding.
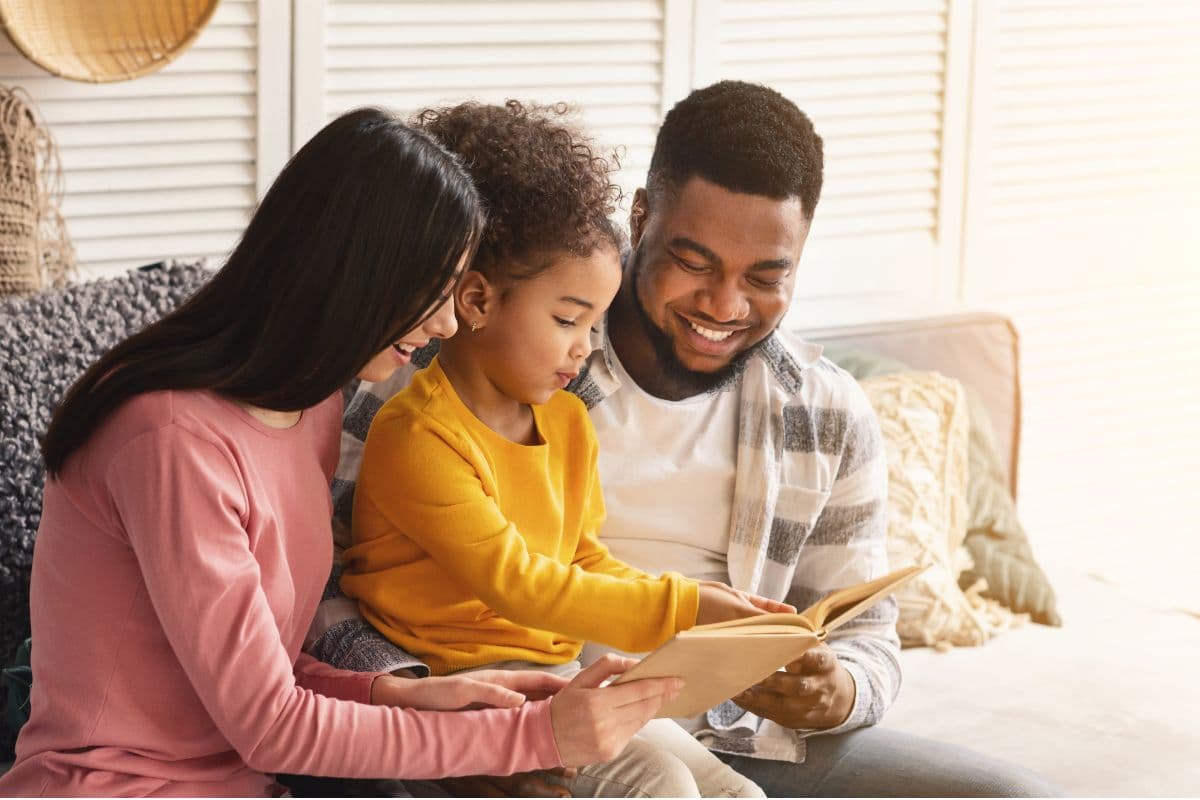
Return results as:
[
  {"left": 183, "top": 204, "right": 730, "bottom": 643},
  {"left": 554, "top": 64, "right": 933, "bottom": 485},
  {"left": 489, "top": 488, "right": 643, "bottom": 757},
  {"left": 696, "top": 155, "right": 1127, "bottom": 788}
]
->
[
  {"left": 800, "top": 564, "right": 926, "bottom": 632},
  {"left": 684, "top": 612, "right": 815, "bottom": 634}
]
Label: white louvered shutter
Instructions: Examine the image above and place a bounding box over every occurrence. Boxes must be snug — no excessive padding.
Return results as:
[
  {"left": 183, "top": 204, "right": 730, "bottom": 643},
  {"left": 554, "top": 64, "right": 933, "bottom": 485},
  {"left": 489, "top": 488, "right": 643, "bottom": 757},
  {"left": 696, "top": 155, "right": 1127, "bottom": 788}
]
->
[
  {"left": 965, "top": 0, "right": 1200, "bottom": 296},
  {"left": 299, "top": 0, "right": 670, "bottom": 203},
  {"left": 961, "top": 0, "right": 1200, "bottom": 594},
  {"left": 0, "top": 0, "right": 286, "bottom": 280},
  {"left": 704, "top": 0, "right": 971, "bottom": 324}
]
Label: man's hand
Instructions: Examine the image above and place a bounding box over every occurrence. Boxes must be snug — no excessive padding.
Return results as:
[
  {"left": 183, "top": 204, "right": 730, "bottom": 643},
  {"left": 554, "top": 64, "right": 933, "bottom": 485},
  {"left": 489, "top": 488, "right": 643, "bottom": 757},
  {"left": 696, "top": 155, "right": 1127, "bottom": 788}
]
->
[
  {"left": 695, "top": 581, "right": 795, "bottom": 626},
  {"left": 438, "top": 767, "right": 577, "bottom": 798},
  {"left": 370, "top": 669, "right": 568, "bottom": 711},
  {"left": 732, "top": 644, "right": 855, "bottom": 730}
]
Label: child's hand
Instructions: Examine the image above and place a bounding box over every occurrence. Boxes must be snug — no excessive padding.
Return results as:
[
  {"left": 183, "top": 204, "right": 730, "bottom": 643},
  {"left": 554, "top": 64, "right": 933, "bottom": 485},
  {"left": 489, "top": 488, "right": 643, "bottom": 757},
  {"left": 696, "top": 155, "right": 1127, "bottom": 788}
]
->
[
  {"left": 695, "top": 581, "right": 795, "bottom": 626},
  {"left": 466, "top": 668, "right": 571, "bottom": 701},
  {"left": 370, "top": 670, "right": 568, "bottom": 711},
  {"left": 549, "top": 654, "right": 682, "bottom": 767}
]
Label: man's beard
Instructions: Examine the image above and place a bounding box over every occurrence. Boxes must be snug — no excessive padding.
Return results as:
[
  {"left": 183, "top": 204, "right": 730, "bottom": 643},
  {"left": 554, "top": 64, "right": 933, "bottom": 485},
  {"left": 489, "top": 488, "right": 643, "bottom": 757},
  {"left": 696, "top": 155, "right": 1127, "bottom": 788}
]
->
[{"left": 627, "top": 243, "right": 772, "bottom": 397}]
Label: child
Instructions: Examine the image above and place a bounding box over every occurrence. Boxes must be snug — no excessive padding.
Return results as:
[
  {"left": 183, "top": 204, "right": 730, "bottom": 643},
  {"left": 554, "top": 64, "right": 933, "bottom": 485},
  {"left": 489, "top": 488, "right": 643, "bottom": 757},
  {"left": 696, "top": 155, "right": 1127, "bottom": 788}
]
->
[{"left": 342, "top": 101, "right": 778, "bottom": 797}]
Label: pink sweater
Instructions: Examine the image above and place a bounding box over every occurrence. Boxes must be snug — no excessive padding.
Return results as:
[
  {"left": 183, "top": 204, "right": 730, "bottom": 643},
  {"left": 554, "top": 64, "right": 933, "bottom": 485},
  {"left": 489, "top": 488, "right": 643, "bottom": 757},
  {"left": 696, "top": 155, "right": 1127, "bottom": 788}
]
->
[{"left": 0, "top": 390, "right": 561, "bottom": 797}]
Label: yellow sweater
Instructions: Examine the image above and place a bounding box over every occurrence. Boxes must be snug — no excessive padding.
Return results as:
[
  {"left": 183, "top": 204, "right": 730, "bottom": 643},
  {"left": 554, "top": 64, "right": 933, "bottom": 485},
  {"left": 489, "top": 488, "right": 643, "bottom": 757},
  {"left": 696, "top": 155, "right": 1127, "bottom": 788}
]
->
[{"left": 342, "top": 358, "right": 699, "bottom": 675}]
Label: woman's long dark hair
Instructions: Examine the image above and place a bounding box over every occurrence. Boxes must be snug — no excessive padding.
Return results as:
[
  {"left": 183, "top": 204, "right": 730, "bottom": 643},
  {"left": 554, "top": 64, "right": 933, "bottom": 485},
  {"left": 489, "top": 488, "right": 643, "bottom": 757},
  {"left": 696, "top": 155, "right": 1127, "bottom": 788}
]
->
[{"left": 42, "top": 107, "right": 483, "bottom": 476}]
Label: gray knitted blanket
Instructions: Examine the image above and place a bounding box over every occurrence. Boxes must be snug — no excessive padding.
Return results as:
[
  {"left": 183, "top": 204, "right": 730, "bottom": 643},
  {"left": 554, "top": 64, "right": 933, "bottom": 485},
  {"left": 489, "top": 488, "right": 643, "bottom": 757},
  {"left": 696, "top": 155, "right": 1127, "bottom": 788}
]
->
[{"left": 0, "top": 261, "right": 213, "bottom": 673}]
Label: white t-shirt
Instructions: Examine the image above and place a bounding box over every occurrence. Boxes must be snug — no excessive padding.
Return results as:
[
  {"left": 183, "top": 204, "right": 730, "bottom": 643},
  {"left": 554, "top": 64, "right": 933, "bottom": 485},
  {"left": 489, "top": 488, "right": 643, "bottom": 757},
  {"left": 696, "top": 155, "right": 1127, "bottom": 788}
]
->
[{"left": 589, "top": 342, "right": 740, "bottom": 581}]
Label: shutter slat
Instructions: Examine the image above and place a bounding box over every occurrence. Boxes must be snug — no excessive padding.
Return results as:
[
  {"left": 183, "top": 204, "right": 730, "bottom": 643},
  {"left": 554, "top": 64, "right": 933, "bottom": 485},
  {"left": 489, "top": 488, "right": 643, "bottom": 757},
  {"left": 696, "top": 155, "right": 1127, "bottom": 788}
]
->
[
  {"left": 61, "top": 140, "right": 254, "bottom": 171},
  {"left": 721, "top": 33, "right": 943, "bottom": 63},
  {"left": 991, "top": 178, "right": 1196, "bottom": 215},
  {"left": 327, "top": 21, "right": 661, "bottom": 47},
  {"left": 327, "top": 41, "right": 661, "bottom": 68},
  {"left": 328, "top": 84, "right": 659, "bottom": 111},
  {"left": 997, "top": 40, "right": 1195, "bottom": 68},
  {"left": 994, "top": 116, "right": 1200, "bottom": 145},
  {"left": 818, "top": 112, "right": 942, "bottom": 138},
  {"left": 62, "top": 186, "right": 257, "bottom": 219},
  {"left": 722, "top": 15, "right": 945, "bottom": 42},
  {"left": 818, "top": 190, "right": 937, "bottom": 218},
  {"left": 67, "top": 163, "right": 256, "bottom": 194},
  {"left": 54, "top": 118, "right": 255, "bottom": 148},
  {"left": 720, "top": 53, "right": 945, "bottom": 81},
  {"left": 722, "top": 0, "right": 943, "bottom": 21},
  {"left": 815, "top": 210, "right": 937, "bottom": 237},
  {"left": 992, "top": 134, "right": 1200, "bottom": 169},
  {"left": 38, "top": 95, "right": 256, "bottom": 125},
  {"left": 325, "top": 64, "right": 661, "bottom": 92},
  {"left": 69, "top": 208, "right": 251, "bottom": 240},
  {"left": 827, "top": 152, "right": 940, "bottom": 179},
  {"left": 77, "top": 232, "right": 240, "bottom": 265},
  {"left": 20, "top": 72, "right": 256, "bottom": 101},
  {"left": 724, "top": 72, "right": 940, "bottom": 100},
  {"left": 997, "top": 4, "right": 1200, "bottom": 30},
  {"left": 330, "top": 2, "right": 661, "bottom": 24}
]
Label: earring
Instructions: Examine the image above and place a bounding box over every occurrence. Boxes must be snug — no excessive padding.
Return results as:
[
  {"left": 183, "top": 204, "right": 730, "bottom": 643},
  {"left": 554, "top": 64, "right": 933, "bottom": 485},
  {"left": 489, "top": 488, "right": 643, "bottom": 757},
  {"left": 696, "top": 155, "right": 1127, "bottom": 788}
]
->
[{"left": 470, "top": 321, "right": 479, "bottom": 332}]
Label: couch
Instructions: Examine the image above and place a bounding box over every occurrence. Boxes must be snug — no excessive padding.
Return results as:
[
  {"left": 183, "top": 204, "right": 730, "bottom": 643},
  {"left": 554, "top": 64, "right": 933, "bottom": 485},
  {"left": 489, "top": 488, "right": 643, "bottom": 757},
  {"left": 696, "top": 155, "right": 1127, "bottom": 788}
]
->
[
  {"left": 805, "top": 316, "right": 1200, "bottom": 797},
  {"left": 2, "top": 265, "right": 1196, "bottom": 795}
]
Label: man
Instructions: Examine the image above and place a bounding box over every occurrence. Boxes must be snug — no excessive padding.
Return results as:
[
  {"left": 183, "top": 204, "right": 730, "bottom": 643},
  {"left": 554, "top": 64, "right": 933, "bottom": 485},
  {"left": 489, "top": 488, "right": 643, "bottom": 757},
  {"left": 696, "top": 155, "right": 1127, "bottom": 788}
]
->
[{"left": 313, "top": 81, "right": 1059, "bottom": 797}]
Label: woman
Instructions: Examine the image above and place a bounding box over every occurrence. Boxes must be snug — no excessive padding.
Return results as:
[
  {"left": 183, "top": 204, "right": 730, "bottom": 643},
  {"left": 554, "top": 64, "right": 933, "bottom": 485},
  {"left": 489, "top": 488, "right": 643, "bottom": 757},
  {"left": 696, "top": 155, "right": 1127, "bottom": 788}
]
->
[{"left": 0, "top": 107, "right": 680, "bottom": 797}]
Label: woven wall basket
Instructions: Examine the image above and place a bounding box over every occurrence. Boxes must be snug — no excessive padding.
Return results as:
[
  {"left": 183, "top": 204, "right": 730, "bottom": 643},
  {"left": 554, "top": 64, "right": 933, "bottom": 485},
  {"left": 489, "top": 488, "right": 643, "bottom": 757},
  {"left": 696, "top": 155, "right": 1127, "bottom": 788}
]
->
[
  {"left": 0, "top": 85, "right": 74, "bottom": 295},
  {"left": 0, "top": 0, "right": 221, "bottom": 83}
]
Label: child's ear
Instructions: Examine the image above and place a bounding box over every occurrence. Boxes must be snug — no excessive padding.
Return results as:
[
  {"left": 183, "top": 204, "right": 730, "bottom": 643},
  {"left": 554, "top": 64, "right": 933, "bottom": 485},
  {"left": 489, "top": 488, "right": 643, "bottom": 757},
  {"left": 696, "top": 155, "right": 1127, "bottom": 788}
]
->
[{"left": 455, "top": 269, "right": 493, "bottom": 331}]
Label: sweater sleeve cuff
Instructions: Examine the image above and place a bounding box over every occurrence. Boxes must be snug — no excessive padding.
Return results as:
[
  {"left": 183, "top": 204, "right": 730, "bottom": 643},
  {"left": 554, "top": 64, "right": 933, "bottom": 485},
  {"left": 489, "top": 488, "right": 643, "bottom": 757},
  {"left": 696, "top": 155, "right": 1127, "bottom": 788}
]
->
[
  {"left": 523, "top": 698, "right": 565, "bottom": 770},
  {"left": 815, "top": 659, "right": 870, "bottom": 736},
  {"left": 339, "top": 670, "right": 376, "bottom": 705},
  {"left": 672, "top": 574, "right": 700, "bottom": 631}
]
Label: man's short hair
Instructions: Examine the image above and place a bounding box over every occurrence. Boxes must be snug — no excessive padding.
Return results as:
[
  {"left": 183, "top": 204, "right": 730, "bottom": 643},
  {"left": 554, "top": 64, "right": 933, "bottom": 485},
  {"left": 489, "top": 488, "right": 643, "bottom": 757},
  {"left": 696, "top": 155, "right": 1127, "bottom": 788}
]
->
[{"left": 647, "top": 80, "right": 824, "bottom": 220}]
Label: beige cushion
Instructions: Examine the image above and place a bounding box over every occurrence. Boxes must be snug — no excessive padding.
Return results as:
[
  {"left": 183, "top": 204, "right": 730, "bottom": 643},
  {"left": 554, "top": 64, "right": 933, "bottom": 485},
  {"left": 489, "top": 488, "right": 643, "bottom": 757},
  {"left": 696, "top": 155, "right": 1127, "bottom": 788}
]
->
[
  {"left": 803, "top": 312, "right": 1021, "bottom": 498},
  {"left": 860, "top": 371, "right": 1025, "bottom": 648}
]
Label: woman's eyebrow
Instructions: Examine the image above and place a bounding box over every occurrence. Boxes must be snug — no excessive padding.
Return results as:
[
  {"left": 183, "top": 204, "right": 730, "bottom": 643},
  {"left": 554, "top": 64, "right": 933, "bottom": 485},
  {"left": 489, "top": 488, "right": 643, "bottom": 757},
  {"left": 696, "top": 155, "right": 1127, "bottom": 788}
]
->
[{"left": 559, "top": 296, "right": 594, "bottom": 309}]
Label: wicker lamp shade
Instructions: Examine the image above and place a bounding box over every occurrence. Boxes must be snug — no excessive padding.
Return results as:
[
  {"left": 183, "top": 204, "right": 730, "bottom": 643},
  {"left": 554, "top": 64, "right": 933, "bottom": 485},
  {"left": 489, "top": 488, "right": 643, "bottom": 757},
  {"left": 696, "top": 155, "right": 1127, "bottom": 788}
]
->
[{"left": 0, "top": 0, "right": 221, "bottom": 83}]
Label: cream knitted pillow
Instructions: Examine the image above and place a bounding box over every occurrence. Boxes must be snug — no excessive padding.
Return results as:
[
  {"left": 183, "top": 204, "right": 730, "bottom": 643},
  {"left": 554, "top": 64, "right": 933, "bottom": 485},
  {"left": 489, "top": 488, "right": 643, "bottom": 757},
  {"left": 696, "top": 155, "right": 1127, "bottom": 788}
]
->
[{"left": 860, "top": 371, "right": 1024, "bottom": 649}]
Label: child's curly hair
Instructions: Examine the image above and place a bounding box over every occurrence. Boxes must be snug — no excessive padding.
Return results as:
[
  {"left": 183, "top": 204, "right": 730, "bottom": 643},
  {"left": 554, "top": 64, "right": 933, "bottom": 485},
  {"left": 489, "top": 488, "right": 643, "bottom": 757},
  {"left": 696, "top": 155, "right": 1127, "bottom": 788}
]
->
[{"left": 412, "top": 100, "right": 624, "bottom": 281}]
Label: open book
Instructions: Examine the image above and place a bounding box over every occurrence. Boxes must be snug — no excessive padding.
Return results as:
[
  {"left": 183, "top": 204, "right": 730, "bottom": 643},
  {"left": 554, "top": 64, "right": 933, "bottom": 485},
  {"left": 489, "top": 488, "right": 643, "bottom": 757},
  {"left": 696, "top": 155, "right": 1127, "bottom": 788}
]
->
[{"left": 612, "top": 564, "right": 925, "bottom": 718}]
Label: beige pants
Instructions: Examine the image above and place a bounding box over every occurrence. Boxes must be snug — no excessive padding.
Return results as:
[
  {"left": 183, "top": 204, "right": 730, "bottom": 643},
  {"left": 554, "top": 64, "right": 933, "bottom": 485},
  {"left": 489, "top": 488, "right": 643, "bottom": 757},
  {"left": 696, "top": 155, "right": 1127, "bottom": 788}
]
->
[
  {"left": 472, "top": 660, "right": 764, "bottom": 798},
  {"left": 563, "top": 717, "right": 765, "bottom": 798}
]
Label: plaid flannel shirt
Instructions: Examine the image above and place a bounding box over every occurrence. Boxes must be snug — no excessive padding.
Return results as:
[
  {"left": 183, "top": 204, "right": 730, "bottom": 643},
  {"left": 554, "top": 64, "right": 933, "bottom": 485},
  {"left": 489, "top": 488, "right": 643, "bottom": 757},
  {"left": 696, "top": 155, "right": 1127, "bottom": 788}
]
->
[{"left": 309, "top": 324, "right": 900, "bottom": 763}]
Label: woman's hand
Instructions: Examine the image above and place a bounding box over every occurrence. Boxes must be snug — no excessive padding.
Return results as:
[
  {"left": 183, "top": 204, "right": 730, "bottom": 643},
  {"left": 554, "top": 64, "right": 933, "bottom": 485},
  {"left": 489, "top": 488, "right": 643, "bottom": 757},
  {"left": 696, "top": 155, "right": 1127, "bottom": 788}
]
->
[
  {"left": 370, "top": 669, "right": 569, "bottom": 711},
  {"left": 695, "top": 580, "right": 795, "bottom": 626},
  {"left": 548, "top": 654, "right": 682, "bottom": 767}
]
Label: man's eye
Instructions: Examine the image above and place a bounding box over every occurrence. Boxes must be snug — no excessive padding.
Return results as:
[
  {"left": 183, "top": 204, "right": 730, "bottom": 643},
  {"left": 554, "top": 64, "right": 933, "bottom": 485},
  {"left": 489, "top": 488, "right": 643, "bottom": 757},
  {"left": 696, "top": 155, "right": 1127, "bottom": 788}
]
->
[
  {"left": 554, "top": 316, "right": 576, "bottom": 327},
  {"left": 751, "top": 277, "right": 782, "bottom": 289},
  {"left": 674, "top": 256, "right": 707, "bottom": 272}
]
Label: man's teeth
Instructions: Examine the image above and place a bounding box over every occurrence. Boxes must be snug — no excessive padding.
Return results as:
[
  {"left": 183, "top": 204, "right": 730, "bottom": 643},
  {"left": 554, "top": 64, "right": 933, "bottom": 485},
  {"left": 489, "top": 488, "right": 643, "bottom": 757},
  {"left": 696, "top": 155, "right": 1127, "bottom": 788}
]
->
[{"left": 689, "top": 321, "right": 734, "bottom": 342}]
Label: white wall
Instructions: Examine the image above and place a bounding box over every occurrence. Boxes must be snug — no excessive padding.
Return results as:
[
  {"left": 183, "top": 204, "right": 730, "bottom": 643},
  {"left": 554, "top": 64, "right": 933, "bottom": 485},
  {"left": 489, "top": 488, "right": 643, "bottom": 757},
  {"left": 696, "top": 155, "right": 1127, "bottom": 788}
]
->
[{"left": 3, "top": 0, "right": 1198, "bottom": 600}]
